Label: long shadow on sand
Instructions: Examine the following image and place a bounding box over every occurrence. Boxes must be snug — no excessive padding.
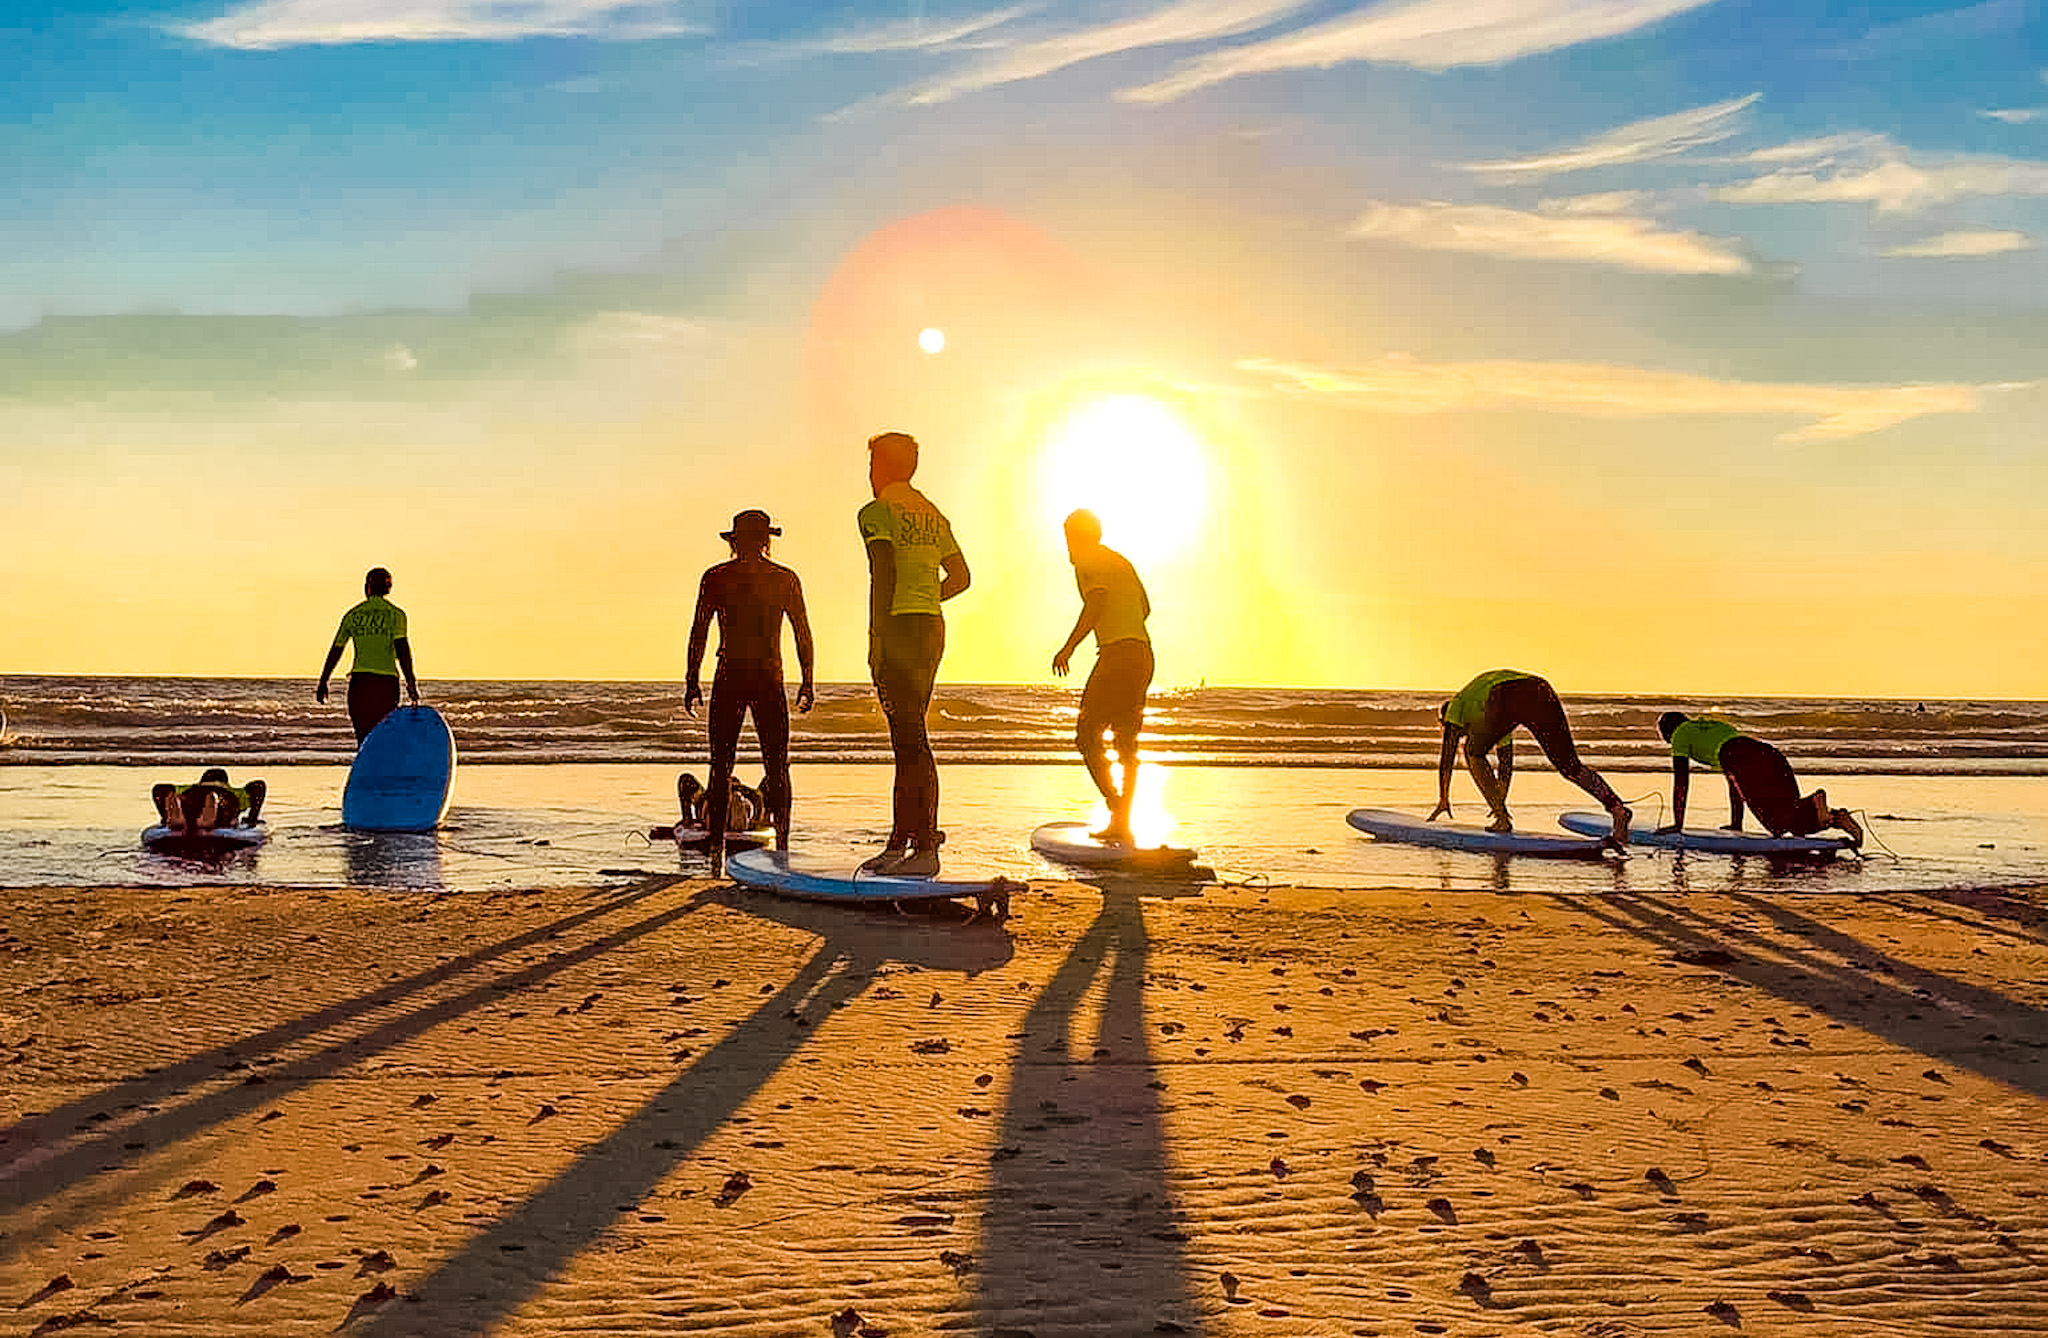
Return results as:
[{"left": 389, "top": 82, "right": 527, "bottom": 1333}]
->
[
  {"left": 1558, "top": 890, "right": 2048, "bottom": 1099},
  {"left": 355, "top": 886, "right": 1012, "bottom": 1338},
  {"left": 0, "top": 880, "right": 688, "bottom": 1238},
  {"left": 974, "top": 884, "right": 1201, "bottom": 1335}
]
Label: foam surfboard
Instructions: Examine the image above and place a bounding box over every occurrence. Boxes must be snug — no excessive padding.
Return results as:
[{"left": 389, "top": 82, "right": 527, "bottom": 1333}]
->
[
  {"left": 726, "top": 847, "right": 1015, "bottom": 917},
  {"left": 343, "top": 705, "right": 456, "bottom": 833},
  {"left": 1346, "top": 807, "right": 1611, "bottom": 858},
  {"left": 1558, "top": 811, "right": 1853, "bottom": 855},
  {"left": 1030, "top": 821, "right": 1198, "bottom": 872},
  {"left": 658, "top": 824, "right": 770, "bottom": 853},
  {"left": 142, "top": 822, "right": 267, "bottom": 858}
]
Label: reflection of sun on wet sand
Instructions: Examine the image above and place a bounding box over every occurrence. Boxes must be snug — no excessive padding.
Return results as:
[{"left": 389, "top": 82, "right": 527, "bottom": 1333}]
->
[{"left": 4, "top": 877, "right": 2047, "bottom": 1335}]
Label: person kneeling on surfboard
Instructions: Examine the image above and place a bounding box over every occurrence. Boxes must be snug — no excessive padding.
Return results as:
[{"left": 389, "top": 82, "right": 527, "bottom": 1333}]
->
[
  {"left": 1430, "top": 670, "right": 1632, "bottom": 847},
  {"left": 676, "top": 771, "right": 769, "bottom": 835},
  {"left": 152, "top": 768, "right": 266, "bottom": 834},
  {"left": 1656, "top": 712, "right": 1862, "bottom": 847},
  {"left": 316, "top": 567, "right": 420, "bottom": 745},
  {"left": 684, "top": 509, "right": 816, "bottom": 873},
  {"left": 1052, "top": 508, "right": 1153, "bottom": 846}
]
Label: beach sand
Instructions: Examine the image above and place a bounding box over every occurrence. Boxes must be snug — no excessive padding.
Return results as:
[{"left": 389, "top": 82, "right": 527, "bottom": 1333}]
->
[{"left": 3, "top": 876, "right": 2046, "bottom": 1336}]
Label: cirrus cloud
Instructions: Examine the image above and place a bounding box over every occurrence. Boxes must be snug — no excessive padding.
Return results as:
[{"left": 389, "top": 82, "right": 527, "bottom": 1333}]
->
[
  {"left": 179, "top": 0, "right": 700, "bottom": 49},
  {"left": 1715, "top": 153, "right": 2048, "bottom": 214},
  {"left": 1351, "top": 199, "right": 1753, "bottom": 275},
  {"left": 1237, "top": 353, "right": 2025, "bottom": 442},
  {"left": 1464, "top": 93, "right": 1758, "bottom": 178},
  {"left": 1881, "top": 229, "right": 2035, "bottom": 258}
]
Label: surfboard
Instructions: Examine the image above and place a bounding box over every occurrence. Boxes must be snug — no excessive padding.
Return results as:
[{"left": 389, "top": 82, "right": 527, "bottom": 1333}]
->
[
  {"left": 1030, "top": 821, "right": 1198, "bottom": 872},
  {"left": 653, "top": 824, "right": 770, "bottom": 853},
  {"left": 141, "top": 822, "right": 267, "bottom": 858},
  {"left": 342, "top": 705, "right": 456, "bottom": 833},
  {"left": 1346, "top": 807, "right": 1611, "bottom": 858},
  {"left": 726, "top": 848, "right": 1016, "bottom": 917},
  {"left": 1558, "top": 811, "right": 1853, "bottom": 855}
]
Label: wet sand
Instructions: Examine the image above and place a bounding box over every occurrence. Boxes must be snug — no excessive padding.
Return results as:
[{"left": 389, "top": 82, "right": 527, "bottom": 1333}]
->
[{"left": 3, "top": 876, "right": 2047, "bottom": 1336}]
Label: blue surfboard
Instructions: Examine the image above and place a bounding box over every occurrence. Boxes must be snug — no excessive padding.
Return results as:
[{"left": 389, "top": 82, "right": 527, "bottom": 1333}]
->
[
  {"left": 726, "top": 848, "right": 1016, "bottom": 917},
  {"left": 343, "top": 705, "right": 456, "bottom": 832},
  {"left": 1346, "top": 807, "right": 1612, "bottom": 858}
]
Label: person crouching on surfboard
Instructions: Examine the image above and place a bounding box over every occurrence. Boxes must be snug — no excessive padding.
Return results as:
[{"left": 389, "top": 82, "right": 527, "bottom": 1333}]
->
[
  {"left": 1656, "top": 712, "right": 1862, "bottom": 847},
  {"left": 153, "top": 768, "right": 266, "bottom": 834},
  {"left": 675, "top": 771, "right": 769, "bottom": 835},
  {"left": 1430, "top": 670, "right": 1632, "bottom": 847},
  {"left": 316, "top": 567, "right": 420, "bottom": 744},
  {"left": 859, "top": 431, "right": 971, "bottom": 878},
  {"left": 1052, "top": 508, "right": 1153, "bottom": 846},
  {"left": 684, "top": 509, "right": 816, "bottom": 873}
]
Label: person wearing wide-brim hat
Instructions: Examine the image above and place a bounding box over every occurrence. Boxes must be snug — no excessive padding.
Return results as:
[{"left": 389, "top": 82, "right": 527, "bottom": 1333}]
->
[{"left": 683, "top": 508, "right": 816, "bottom": 871}]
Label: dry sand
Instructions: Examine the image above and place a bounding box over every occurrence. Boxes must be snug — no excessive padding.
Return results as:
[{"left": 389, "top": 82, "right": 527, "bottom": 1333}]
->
[{"left": 3, "top": 874, "right": 2047, "bottom": 1336}]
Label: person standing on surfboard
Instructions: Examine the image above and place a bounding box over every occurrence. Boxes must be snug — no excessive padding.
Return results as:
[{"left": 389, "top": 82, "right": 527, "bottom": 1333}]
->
[
  {"left": 1430, "top": 670, "right": 1632, "bottom": 847},
  {"left": 684, "top": 508, "right": 816, "bottom": 872},
  {"left": 859, "top": 431, "right": 971, "bottom": 877},
  {"left": 1051, "top": 508, "right": 1153, "bottom": 845},
  {"left": 315, "top": 567, "right": 420, "bottom": 744},
  {"left": 1655, "top": 712, "right": 1863, "bottom": 847}
]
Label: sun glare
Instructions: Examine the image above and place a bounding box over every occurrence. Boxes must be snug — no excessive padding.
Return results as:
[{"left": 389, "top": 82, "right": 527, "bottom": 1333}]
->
[
  {"left": 918, "top": 326, "right": 946, "bottom": 354},
  {"left": 1039, "top": 394, "right": 1210, "bottom": 565}
]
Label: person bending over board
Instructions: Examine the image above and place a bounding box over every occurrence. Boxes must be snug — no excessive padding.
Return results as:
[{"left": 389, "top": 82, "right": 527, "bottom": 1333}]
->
[
  {"left": 1051, "top": 508, "right": 1154, "bottom": 845},
  {"left": 1430, "top": 670, "right": 1632, "bottom": 847},
  {"left": 316, "top": 567, "right": 420, "bottom": 744},
  {"left": 684, "top": 509, "right": 816, "bottom": 872},
  {"left": 1656, "top": 712, "right": 1863, "bottom": 847},
  {"left": 152, "top": 767, "right": 266, "bottom": 834},
  {"left": 859, "top": 431, "right": 970, "bottom": 878},
  {"left": 676, "top": 771, "right": 769, "bottom": 835}
]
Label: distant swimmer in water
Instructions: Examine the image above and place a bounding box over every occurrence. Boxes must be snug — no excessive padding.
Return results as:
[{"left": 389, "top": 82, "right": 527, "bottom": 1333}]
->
[
  {"left": 153, "top": 767, "right": 267, "bottom": 834},
  {"left": 858, "top": 431, "right": 970, "bottom": 878},
  {"left": 1051, "top": 509, "right": 1153, "bottom": 845},
  {"left": 1431, "top": 670, "right": 1632, "bottom": 846},
  {"left": 685, "top": 508, "right": 815, "bottom": 872},
  {"left": 316, "top": 567, "right": 420, "bottom": 744},
  {"left": 1657, "top": 712, "right": 1863, "bottom": 847}
]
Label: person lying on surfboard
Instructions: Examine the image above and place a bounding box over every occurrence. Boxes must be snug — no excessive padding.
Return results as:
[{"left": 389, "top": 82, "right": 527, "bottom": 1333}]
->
[
  {"left": 1430, "top": 670, "right": 1632, "bottom": 847},
  {"left": 1051, "top": 508, "right": 1154, "bottom": 846},
  {"left": 152, "top": 768, "right": 267, "bottom": 834},
  {"left": 684, "top": 508, "right": 815, "bottom": 873},
  {"left": 1656, "top": 712, "right": 1862, "bottom": 847},
  {"left": 676, "top": 771, "right": 768, "bottom": 835},
  {"left": 858, "top": 431, "right": 970, "bottom": 878}
]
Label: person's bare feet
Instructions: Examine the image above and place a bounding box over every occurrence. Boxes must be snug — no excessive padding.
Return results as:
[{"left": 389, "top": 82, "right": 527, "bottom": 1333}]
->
[
  {"left": 1486, "top": 814, "right": 1514, "bottom": 834},
  {"left": 1831, "top": 809, "right": 1864, "bottom": 848},
  {"left": 1608, "top": 804, "right": 1633, "bottom": 848}
]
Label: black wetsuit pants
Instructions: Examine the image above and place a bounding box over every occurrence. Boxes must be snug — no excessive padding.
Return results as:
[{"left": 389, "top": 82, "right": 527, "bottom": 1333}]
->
[
  {"left": 706, "top": 666, "right": 791, "bottom": 847},
  {"left": 872, "top": 612, "right": 945, "bottom": 849}
]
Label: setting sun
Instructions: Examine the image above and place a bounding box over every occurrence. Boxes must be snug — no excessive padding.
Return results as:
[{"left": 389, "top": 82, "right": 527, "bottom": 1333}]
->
[{"left": 1038, "top": 393, "right": 1210, "bottom": 566}]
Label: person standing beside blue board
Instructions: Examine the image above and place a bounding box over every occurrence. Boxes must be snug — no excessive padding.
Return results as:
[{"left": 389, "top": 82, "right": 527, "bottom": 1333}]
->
[{"left": 316, "top": 566, "right": 420, "bottom": 744}]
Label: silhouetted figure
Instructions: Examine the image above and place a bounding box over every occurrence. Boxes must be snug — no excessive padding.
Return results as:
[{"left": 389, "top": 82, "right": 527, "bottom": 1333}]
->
[
  {"left": 685, "top": 509, "right": 815, "bottom": 872},
  {"left": 316, "top": 567, "right": 420, "bottom": 744},
  {"left": 153, "top": 767, "right": 267, "bottom": 833},
  {"left": 859, "top": 431, "right": 970, "bottom": 877},
  {"left": 1052, "top": 509, "right": 1153, "bottom": 845},
  {"left": 1657, "top": 711, "right": 1862, "bottom": 847},
  {"left": 675, "top": 772, "right": 769, "bottom": 835},
  {"left": 1431, "top": 669, "right": 1632, "bottom": 846}
]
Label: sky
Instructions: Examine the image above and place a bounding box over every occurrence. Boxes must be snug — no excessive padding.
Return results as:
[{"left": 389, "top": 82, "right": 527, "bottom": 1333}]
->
[{"left": 3, "top": 0, "right": 2046, "bottom": 697}]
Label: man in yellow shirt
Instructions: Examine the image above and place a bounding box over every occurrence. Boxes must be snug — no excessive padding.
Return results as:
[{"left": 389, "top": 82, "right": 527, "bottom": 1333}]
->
[
  {"left": 859, "top": 431, "right": 970, "bottom": 877},
  {"left": 1052, "top": 509, "right": 1153, "bottom": 845},
  {"left": 316, "top": 567, "right": 421, "bottom": 744}
]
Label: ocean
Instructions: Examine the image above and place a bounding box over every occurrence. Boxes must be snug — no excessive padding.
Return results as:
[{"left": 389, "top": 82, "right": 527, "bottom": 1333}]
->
[{"left": 2, "top": 675, "right": 2045, "bottom": 895}]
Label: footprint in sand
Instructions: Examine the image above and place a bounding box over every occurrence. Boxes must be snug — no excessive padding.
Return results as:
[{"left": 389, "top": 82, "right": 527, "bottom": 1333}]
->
[
  {"left": 344, "top": 1283, "right": 400, "bottom": 1323},
  {"left": 356, "top": 1249, "right": 397, "bottom": 1275},
  {"left": 235, "top": 1179, "right": 277, "bottom": 1202},
  {"left": 202, "top": 1246, "right": 252, "bottom": 1271},
  {"left": 1645, "top": 1168, "right": 1677, "bottom": 1196},
  {"left": 715, "top": 1171, "right": 753, "bottom": 1207},
  {"left": 239, "top": 1263, "right": 302, "bottom": 1303},
  {"left": 1426, "top": 1197, "right": 1456, "bottom": 1223},
  {"left": 172, "top": 1179, "right": 221, "bottom": 1200}
]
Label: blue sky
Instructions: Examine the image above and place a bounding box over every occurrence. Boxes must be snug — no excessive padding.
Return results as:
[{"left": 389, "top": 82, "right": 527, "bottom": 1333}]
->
[{"left": 4, "top": 0, "right": 2047, "bottom": 692}]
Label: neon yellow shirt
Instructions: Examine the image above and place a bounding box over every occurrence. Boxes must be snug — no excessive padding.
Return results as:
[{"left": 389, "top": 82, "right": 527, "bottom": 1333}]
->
[
  {"left": 1073, "top": 544, "right": 1150, "bottom": 647},
  {"left": 176, "top": 781, "right": 249, "bottom": 808},
  {"left": 1443, "top": 669, "right": 1535, "bottom": 730},
  {"left": 858, "top": 482, "right": 961, "bottom": 617},
  {"left": 332, "top": 597, "right": 408, "bottom": 678},
  {"left": 1670, "top": 717, "right": 1743, "bottom": 769}
]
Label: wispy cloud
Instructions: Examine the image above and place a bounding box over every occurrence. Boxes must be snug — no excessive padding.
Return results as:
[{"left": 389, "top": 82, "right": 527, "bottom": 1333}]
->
[
  {"left": 1121, "top": 0, "right": 1718, "bottom": 104},
  {"left": 1982, "top": 107, "right": 2045, "bottom": 124},
  {"left": 1237, "top": 353, "right": 2023, "bottom": 442},
  {"left": 1465, "top": 93, "right": 1758, "bottom": 177},
  {"left": 1736, "top": 133, "right": 1885, "bottom": 165},
  {"left": 1715, "top": 152, "right": 2048, "bottom": 213},
  {"left": 901, "top": 0, "right": 1306, "bottom": 105},
  {"left": 1881, "top": 229, "right": 2035, "bottom": 258},
  {"left": 805, "top": 5, "right": 1031, "bottom": 56},
  {"left": 1351, "top": 200, "right": 1753, "bottom": 275},
  {"left": 180, "top": 0, "right": 699, "bottom": 49}
]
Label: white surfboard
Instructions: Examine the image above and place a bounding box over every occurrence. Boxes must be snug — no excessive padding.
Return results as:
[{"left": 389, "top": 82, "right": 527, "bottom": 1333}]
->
[
  {"left": 1029, "top": 821, "right": 1198, "bottom": 872},
  {"left": 667, "top": 824, "right": 770, "bottom": 853},
  {"left": 343, "top": 705, "right": 456, "bottom": 833},
  {"left": 727, "top": 847, "right": 1016, "bottom": 916},
  {"left": 1346, "top": 807, "right": 1612, "bottom": 858},
  {"left": 142, "top": 822, "right": 268, "bottom": 858},
  {"left": 1558, "top": 811, "right": 1852, "bottom": 855}
]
